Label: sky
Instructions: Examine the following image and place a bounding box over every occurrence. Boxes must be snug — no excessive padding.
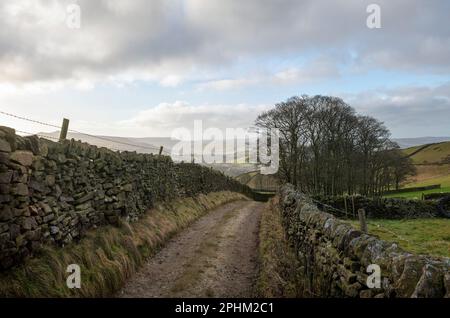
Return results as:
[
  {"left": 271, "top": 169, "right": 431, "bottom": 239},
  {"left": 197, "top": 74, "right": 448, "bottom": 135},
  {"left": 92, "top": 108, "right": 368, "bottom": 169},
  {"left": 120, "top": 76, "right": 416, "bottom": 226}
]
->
[{"left": 0, "top": 0, "right": 449, "bottom": 138}]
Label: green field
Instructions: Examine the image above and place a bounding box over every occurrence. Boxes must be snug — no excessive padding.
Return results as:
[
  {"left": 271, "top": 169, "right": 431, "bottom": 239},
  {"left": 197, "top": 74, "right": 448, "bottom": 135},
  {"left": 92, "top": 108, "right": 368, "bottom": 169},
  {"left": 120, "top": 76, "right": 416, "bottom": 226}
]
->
[
  {"left": 384, "top": 186, "right": 450, "bottom": 199},
  {"left": 349, "top": 219, "right": 450, "bottom": 258},
  {"left": 360, "top": 143, "right": 450, "bottom": 257}
]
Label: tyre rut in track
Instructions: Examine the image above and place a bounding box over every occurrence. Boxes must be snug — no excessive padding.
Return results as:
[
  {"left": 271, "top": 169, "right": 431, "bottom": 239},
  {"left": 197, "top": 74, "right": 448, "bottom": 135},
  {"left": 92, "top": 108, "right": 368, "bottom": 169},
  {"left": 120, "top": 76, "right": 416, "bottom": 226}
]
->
[{"left": 117, "top": 200, "right": 263, "bottom": 298}]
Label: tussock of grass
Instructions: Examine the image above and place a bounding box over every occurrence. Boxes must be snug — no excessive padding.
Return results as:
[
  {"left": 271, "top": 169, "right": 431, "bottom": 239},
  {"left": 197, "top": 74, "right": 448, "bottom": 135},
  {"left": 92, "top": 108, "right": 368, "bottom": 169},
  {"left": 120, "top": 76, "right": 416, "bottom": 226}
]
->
[
  {"left": 255, "top": 197, "right": 302, "bottom": 298},
  {"left": 0, "top": 191, "right": 247, "bottom": 298},
  {"left": 348, "top": 218, "right": 450, "bottom": 258}
]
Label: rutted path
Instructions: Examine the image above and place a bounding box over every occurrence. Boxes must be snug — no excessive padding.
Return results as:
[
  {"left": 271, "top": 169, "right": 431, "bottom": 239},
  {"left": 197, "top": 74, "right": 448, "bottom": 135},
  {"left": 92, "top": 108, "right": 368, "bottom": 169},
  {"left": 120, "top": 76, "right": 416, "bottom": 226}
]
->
[{"left": 117, "top": 200, "right": 263, "bottom": 298}]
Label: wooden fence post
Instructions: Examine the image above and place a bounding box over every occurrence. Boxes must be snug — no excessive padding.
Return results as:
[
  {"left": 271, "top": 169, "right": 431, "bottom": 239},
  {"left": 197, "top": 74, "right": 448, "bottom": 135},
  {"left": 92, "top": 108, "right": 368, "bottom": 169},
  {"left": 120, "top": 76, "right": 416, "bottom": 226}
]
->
[
  {"left": 59, "top": 118, "right": 69, "bottom": 142},
  {"left": 159, "top": 146, "right": 164, "bottom": 156},
  {"left": 358, "top": 208, "right": 367, "bottom": 233}
]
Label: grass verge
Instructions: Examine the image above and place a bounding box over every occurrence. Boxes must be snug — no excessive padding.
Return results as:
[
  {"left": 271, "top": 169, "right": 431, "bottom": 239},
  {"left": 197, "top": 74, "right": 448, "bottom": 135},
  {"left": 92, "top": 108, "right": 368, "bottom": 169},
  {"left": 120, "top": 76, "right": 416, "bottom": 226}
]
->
[
  {"left": 348, "top": 218, "right": 450, "bottom": 258},
  {"left": 0, "top": 191, "right": 247, "bottom": 297},
  {"left": 255, "top": 197, "right": 302, "bottom": 297}
]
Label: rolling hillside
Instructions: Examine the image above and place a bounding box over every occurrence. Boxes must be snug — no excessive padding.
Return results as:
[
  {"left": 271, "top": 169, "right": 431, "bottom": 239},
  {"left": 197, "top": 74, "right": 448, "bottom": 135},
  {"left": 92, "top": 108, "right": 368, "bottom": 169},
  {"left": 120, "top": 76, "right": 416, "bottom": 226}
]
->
[
  {"left": 393, "top": 137, "right": 450, "bottom": 148},
  {"left": 402, "top": 141, "right": 450, "bottom": 190},
  {"left": 34, "top": 131, "right": 258, "bottom": 177},
  {"left": 37, "top": 131, "right": 171, "bottom": 154},
  {"left": 405, "top": 141, "right": 450, "bottom": 165},
  {"left": 236, "top": 171, "right": 279, "bottom": 191},
  {"left": 31, "top": 131, "right": 450, "bottom": 190}
]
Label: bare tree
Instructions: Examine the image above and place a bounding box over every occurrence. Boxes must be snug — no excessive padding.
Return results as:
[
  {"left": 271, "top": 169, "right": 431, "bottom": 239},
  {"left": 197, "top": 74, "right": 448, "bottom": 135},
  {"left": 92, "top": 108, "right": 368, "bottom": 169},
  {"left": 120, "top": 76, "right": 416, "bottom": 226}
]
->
[{"left": 256, "top": 95, "right": 416, "bottom": 196}]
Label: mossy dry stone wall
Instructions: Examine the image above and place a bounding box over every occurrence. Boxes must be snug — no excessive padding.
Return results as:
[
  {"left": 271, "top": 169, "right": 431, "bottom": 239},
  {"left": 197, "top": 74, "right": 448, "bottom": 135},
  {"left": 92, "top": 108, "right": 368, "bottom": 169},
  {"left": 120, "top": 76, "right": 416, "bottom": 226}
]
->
[
  {"left": 0, "top": 126, "right": 251, "bottom": 269},
  {"left": 280, "top": 185, "right": 450, "bottom": 298}
]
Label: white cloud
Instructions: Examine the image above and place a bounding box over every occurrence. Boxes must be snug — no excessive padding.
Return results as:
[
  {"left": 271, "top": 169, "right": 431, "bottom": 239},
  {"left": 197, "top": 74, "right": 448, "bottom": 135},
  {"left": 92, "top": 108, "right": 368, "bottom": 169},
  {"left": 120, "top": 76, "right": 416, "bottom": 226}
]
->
[
  {"left": 197, "top": 78, "right": 260, "bottom": 91},
  {"left": 120, "top": 82, "right": 450, "bottom": 138},
  {"left": 274, "top": 56, "right": 341, "bottom": 84},
  {"left": 196, "top": 56, "right": 341, "bottom": 90},
  {"left": 121, "top": 101, "right": 271, "bottom": 136},
  {"left": 344, "top": 82, "right": 450, "bottom": 137},
  {"left": 159, "top": 75, "right": 184, "bottom": 87}
]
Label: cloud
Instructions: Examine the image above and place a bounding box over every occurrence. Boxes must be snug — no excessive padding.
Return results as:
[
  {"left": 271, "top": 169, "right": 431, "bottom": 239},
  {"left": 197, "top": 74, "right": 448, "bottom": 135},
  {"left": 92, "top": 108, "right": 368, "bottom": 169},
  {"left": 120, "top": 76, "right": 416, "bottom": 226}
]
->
[
  {"left": 197, "top": 78, "right": 260, "bottom": 91},
  {"left": 0, "top": 0, "right": 449, "bottom": 89},
  {"left": 121, "top": 82, "right": 450, "bottom": 138},
  {"left": 0, "top": 0, "right": 448, "bottom": 140},
  {"left": 273, "top": 56, "right": 341, "bottom": 84},
  {"left": 344, "top": 82, "right": 450, "bottom": 137},
  {"left": 197, "top": 55, "right": 341, "bottom": 90},
  {"left": 0, "top": 0, "right": 193, "bottom": 87},
  {"left": 121, "top": 101, "right": 271, "bottom": 136}
]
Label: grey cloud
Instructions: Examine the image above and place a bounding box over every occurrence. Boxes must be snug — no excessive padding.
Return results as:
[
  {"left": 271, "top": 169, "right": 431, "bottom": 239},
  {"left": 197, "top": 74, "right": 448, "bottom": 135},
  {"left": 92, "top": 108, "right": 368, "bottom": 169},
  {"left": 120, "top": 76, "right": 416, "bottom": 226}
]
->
[
  {"left": 0, "top": 0, "right": 449, "bottom": 85},
  {"left": 346, "top": 83, "right": 450, "bottom": 137}
]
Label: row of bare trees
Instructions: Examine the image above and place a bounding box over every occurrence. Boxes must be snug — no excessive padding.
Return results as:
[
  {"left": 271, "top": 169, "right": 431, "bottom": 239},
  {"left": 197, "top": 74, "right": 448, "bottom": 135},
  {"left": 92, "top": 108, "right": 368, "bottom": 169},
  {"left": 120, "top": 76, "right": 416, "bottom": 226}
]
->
[{"left": 256, "top": 95, "right": 415, "bottom": 196}]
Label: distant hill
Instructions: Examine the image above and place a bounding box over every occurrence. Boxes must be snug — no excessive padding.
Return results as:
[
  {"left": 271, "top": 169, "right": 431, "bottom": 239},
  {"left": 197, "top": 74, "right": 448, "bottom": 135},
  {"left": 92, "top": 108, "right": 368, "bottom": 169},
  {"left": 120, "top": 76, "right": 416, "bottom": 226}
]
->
[
  {"left": 37, "top": 131, "right": 170, "bottom": 154},
  {"left": 393, "top": 137, "right": 450, "bottom": 149},
  {"left": 203, "top": 163, "right": 258, "bottom": 177},
  {"left": 402, "top": 141, "right": 450, "bottom": 189},
  {"left": 33, "top": 131, "right": 450, "bottom": 185},
  {"left": 235, "top": 171, "right": 279, "bottom": 191},
  {"left": 403, "top": 141, "right": 450, "bottom": 165}
]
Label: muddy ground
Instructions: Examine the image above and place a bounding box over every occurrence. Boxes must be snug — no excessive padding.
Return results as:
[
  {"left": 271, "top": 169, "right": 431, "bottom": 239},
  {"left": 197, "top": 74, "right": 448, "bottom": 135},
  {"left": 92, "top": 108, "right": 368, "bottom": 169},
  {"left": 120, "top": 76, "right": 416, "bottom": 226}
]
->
[{"left": 118, "top": 200, "right": 263, "bottom": 298}]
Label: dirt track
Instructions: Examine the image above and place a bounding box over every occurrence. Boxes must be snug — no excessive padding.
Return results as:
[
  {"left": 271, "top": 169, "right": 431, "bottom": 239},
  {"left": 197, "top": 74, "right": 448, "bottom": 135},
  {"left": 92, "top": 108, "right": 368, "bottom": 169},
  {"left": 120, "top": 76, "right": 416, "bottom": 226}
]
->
[{"left": 117, "top": 200, "right": 263, "bottom": 298}]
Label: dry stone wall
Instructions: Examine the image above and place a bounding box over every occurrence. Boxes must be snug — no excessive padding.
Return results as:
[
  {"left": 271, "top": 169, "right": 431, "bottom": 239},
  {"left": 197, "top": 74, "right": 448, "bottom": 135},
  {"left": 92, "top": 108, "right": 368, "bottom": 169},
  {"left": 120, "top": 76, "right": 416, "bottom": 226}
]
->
[
  {"left": 312, "top": 194, "right": 440, "bottom": 219},
  {"left": 280, "top": 184, "right": 450, "bottom": 298},
  {"left": 0, "top": 126, "right": 252, "bottom": 269}
]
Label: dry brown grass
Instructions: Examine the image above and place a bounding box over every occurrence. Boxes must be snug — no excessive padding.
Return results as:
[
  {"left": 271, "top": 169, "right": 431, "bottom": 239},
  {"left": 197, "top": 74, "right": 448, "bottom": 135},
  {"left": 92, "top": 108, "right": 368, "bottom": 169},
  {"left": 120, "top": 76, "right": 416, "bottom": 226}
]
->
[
  {"left": 0, "top": 191, "right": 246, "bottom": 298},
  {"left": 404, "top": 164, "right": 450, "bottom": 187},
  {"left": 255, "top": 197, "right": 302, "bottom": 298}
]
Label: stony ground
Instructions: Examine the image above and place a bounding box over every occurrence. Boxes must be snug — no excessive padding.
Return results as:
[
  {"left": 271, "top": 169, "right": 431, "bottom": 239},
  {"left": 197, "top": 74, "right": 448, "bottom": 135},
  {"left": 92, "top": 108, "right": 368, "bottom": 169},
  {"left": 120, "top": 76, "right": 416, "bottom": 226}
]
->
[{"left": 117, "top": 200, "right": 263, "bottom": 298}]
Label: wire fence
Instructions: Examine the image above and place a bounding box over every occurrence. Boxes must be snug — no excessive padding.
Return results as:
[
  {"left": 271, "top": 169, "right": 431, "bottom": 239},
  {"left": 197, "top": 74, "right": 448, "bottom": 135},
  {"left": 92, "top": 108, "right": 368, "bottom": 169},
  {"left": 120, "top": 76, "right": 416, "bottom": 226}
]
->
[
  {"left": 0, "top": 109, "right": 171, "bottom": 155},
  {"left": 310, "top": 197, "right": 350, "bottom": 217},
  {"left": 0, "top": 110, "right": 61, "bottom": 129},
  {"left": 16, "top": 129, "right": 60, "bottom": 141}
]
